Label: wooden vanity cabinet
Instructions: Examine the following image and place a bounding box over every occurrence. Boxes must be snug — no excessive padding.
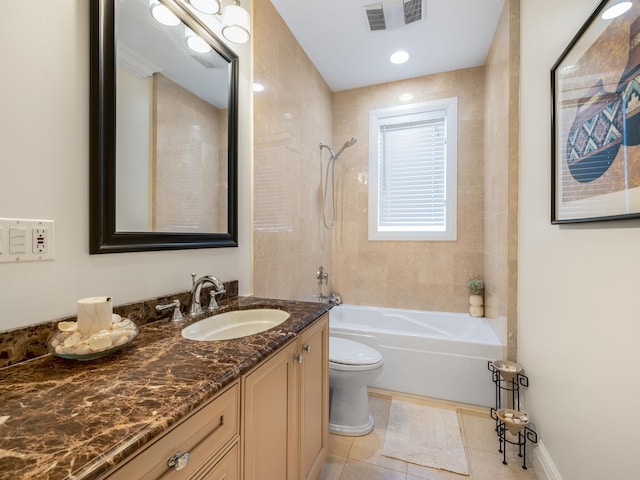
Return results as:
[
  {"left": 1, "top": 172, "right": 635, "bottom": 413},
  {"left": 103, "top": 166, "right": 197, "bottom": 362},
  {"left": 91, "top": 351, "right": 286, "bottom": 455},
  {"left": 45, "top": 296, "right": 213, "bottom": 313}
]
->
[
  {"left": 99, "top": 314, "right": 328, "bottom": 480},
  {"left": 242, "top": 314, "right": 329, "bottom": 480},
  {"left": 101, "top": 381, "right": 240, "bottom": 480}
]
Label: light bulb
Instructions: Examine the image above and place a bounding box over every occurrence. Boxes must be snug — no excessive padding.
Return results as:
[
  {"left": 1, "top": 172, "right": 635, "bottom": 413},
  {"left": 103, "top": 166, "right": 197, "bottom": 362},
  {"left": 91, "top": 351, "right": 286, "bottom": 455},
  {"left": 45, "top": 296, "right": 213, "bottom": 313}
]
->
[
  {"left": 185, "top": 28, "right": 212, "bottom": 53},
  {"left": 149, "top": 0, "right": 181, "bottom": 26},
  {"left": 222, "top": 3, "right": 250, "bottom": 44},
  {"left": 188, "top": 0, "right": 221, "bottom": 15}
]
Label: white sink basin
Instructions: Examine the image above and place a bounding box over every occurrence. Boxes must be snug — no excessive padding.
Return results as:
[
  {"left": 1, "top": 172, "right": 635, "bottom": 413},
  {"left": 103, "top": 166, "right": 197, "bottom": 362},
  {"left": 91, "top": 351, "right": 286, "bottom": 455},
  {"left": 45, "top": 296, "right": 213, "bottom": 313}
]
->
[{"left": 181, "top": 308, "right": 291, "bottom": 341}]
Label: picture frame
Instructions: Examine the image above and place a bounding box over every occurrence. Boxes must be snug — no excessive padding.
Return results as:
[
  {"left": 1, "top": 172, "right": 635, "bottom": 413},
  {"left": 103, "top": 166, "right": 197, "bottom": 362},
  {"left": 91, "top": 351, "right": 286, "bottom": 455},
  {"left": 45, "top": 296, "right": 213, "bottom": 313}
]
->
[{"left": 551, "top": 0, "right": 640, "bottom": 223}]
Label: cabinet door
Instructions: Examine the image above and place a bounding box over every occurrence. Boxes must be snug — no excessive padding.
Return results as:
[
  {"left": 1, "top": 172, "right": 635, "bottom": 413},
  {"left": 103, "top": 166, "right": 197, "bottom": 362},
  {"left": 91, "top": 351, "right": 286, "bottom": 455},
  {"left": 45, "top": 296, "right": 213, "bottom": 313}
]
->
[
  {"left": 242, "top": 340, "right": 298, "bottom": 480},
  {"left": 299, "top": 315, "right": 329, "bottom": 480}
]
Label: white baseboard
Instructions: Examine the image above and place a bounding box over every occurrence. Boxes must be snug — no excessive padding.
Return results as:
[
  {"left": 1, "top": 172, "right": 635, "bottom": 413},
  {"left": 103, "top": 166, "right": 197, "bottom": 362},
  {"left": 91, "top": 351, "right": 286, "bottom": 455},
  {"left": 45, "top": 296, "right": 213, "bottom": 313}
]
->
[{"left": 532, "top": 440, "right": 563, "bottom": 480}]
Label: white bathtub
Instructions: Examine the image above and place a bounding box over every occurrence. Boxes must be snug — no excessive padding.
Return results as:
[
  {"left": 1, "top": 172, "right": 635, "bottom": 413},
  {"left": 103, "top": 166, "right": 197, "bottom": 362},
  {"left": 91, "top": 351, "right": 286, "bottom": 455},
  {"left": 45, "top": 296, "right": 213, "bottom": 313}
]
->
[{"left": 329, "top": 304, "right": 503, "bottom": 407}]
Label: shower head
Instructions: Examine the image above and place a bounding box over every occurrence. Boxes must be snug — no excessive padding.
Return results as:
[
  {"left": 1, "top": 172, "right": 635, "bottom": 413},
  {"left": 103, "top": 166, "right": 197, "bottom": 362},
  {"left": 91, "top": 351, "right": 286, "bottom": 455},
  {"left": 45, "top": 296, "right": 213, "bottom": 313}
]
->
[
  {"left": 332, "top": 137, "right": 357, "bottom": 160},
  {"left": 320, "top": 137, "right": 357, "bottom": 161}
]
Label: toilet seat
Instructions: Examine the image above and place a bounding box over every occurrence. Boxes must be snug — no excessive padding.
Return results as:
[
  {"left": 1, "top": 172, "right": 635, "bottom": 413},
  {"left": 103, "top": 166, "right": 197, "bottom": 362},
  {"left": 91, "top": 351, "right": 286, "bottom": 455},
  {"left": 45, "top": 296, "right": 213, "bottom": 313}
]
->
[{"left": 329, "top": 337, "right": 383, "bottom": 371}]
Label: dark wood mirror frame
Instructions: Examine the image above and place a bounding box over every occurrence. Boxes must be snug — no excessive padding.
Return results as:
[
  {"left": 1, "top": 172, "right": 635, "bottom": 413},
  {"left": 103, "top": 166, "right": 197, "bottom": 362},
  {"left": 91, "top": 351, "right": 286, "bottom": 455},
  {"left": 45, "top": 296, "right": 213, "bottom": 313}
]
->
[{"left": 89, "top": 0, "right": 239, "bottom": 253}]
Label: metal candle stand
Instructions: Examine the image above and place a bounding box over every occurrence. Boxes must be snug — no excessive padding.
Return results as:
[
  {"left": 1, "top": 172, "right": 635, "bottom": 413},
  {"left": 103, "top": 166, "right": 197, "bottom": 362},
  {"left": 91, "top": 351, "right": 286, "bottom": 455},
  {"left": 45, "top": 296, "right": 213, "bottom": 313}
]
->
[{"left": 487, "top": 360, "right": 538, "bottom": 470}]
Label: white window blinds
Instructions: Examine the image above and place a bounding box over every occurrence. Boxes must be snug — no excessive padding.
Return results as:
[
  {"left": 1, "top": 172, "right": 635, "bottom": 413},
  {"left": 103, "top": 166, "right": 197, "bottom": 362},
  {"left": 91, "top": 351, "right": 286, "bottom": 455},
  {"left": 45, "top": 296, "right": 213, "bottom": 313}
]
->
[
  {"left": 378, "top": 117, "right": 447, "bottom": 230},
  {"left": 369, "top": 98, "right": 457, "bottom": 241}
]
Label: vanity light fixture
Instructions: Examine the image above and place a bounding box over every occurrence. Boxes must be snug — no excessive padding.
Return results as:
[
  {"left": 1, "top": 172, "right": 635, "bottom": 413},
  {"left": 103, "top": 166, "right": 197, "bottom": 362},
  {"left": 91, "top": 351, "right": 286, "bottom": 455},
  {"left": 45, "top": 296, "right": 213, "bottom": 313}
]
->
[
  {"left": 221, "top": 0, "right": 251, "bottom": 44},
  {"left": 188, "top": 0, "right": 221, "bottom": 15},
  {"left": 150, "top": 0, "right": 182, "bottom": 26},
  {"left": 253, "top": 82, "right": 265, "bottom": 92},
  {"left": 390, "top": 50, "right": 410, "bottom": 64},
  {"left": 151, "top": 0, "right": 251, "bottom": 45},
  {"left": 185, "top": 27, "right": 213, "bottom": 53},
  {"left": 602, "top": 1, "right": 632, "bottom": 19}
]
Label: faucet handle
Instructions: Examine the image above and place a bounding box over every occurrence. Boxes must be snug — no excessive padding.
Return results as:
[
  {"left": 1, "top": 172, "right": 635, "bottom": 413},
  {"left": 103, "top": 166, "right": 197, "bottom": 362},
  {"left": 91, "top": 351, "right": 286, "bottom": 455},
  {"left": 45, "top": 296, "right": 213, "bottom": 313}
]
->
[
  {"left": 190, "top": 272, "right": 197, "bottom": 288},
  {"left": 207, "top": 289, "right": 226, "bottom": 311},
  {"left": 156, "top": 299, "right": 184, "bottom": 322}
]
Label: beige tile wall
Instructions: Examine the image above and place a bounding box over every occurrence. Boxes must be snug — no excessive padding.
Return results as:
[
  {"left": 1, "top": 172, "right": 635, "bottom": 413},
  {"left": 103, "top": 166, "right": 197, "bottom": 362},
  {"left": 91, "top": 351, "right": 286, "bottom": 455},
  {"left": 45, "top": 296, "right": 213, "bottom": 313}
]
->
[
  {"left": 483, "top": 0, "right": 520, "bottom": 360},
  {"left": 331, "top": 68, "right": 486, "bottom": 312},
  {"left": 253, "top": 0, "right": 519, "bottom": 323},
  {"left": 252, "top": 0, "right": 334, "bottom": 300},
  {"left": 153, "top": 73, "right": 225, "bottom": 232}
]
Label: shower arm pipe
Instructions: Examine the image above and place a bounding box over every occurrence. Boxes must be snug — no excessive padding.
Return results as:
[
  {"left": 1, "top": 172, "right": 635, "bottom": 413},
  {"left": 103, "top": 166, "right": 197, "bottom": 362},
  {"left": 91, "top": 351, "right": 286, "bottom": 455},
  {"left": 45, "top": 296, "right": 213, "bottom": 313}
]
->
[{"left": 319, "top": 143, "right": 335, "bottom": 159}]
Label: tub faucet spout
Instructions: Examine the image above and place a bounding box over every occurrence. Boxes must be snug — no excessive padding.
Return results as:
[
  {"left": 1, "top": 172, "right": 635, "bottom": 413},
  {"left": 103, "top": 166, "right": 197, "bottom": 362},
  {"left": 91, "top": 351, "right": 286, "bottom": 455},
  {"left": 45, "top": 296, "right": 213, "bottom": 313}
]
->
[{"left": 188, "top": 273, "right": 225, "bottom": 317}]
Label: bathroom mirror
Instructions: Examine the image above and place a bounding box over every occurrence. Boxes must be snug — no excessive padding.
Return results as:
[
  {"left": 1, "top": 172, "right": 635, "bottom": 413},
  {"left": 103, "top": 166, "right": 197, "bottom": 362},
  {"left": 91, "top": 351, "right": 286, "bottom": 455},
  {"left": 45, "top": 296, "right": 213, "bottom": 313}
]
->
[{"left": 90, "top": 0, "right": 238, "bottom": 253}]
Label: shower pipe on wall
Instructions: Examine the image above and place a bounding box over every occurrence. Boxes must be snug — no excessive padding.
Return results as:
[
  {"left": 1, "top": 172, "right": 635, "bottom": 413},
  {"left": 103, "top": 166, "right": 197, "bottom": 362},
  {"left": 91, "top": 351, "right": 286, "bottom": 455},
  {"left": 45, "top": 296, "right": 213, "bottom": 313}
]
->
[{"left": 319, "top": 137, "right": 357, "bottom": 229}]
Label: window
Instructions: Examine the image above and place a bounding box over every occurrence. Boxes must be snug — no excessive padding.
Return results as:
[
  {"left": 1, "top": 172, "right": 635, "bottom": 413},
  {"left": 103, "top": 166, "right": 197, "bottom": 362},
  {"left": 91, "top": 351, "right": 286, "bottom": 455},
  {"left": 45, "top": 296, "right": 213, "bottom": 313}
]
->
[{"left": 368, "top": 98, "right": 457, "bottom": 241}]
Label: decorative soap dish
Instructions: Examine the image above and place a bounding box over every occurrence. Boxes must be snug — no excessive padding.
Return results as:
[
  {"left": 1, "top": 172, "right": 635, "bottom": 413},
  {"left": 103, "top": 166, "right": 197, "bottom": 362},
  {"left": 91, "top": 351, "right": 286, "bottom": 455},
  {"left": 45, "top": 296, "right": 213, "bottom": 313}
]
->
[
  {"left": 491, "top": 359, "right": 522, "bottom": 381},
  {"left": 496, "top": 408, "right": 529, "bottom": 435},
  {"left": 48, "top": 316, "right": 138, "bottom": 361}
]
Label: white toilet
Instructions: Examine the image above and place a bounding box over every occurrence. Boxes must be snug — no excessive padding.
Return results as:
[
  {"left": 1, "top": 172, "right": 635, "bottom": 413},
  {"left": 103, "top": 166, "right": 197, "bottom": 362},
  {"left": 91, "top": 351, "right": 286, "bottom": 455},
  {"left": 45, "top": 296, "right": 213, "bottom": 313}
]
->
[{"left": 329, "top": 336, "right": 383, "bottom": 436}]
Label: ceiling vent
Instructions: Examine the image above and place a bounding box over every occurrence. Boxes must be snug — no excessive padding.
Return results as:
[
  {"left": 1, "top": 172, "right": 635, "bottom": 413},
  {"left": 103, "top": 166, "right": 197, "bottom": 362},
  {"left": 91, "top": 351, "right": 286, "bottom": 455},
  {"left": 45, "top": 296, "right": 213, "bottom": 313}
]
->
[
  {"left": 363, "top": 3, "right": 386, "bottom": 31},
  {"left": 403, "top": 0, "right": 423, "bottom": 24},
  {"left": 363, "top": 0, "right": 425, "bottom": 32}
]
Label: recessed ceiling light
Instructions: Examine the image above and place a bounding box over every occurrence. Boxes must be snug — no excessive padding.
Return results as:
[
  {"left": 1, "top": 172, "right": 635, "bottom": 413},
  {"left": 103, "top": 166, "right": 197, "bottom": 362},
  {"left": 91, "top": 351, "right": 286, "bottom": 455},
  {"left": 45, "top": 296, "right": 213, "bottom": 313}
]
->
[
  {"left": 149, "top": 0, "right": 181, "bottom": 26},
  {"left": 390, "top": 50, "right": 410, "bottom": 65},
  {"left": 253, "top": 82, "right": 265, "bottom": 92},
  {"left": 399, "top": 93, "right": 414, "bottom": 102},
  {"left": 602, "top": 1, "right": 632, "bottom": 19}
]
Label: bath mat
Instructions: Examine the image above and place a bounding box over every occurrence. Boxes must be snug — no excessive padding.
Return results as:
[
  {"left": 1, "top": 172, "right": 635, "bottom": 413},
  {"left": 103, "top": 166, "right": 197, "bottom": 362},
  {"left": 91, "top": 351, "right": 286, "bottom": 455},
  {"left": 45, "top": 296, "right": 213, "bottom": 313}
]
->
[{"left": 382, "top": 400, "right": 469, "bottom": 475}]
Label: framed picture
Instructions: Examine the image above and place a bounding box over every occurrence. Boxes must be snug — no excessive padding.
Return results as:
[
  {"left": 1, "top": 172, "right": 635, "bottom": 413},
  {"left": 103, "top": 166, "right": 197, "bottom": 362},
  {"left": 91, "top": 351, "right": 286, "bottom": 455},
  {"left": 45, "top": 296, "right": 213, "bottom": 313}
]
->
[{"left": 551, "top": 0, "right": 640, "bottom": 223}]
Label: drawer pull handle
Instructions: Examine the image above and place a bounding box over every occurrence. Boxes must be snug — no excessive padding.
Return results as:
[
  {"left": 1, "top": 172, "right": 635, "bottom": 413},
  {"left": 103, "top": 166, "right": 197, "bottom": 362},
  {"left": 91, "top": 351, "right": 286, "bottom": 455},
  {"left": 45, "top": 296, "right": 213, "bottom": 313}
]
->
[
  {"left": 167, "top": 452, "right": 190, "bottom": 471},
  {"left": 213, "top": 414, "right": 224, "bottom": 432},
  {"left": 293, "top": 353, "right": 304, "bottom": 364},
  {"left": 302, "top": 343, "right": 312, "bottom": 354}
]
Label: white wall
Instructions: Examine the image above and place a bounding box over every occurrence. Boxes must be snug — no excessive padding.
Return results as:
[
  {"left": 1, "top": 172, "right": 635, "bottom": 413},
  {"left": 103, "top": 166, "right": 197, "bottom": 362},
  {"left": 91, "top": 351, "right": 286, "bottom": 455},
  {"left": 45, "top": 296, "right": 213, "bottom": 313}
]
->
[
  {"left": 116, "top": 68, "right": 152, "bottom": 231},
  {"left": 520, "top": 1, "right": 640, "bottom": 478},
  {"left": 0, "top": 0, "right": 253, "bottom": 332}
]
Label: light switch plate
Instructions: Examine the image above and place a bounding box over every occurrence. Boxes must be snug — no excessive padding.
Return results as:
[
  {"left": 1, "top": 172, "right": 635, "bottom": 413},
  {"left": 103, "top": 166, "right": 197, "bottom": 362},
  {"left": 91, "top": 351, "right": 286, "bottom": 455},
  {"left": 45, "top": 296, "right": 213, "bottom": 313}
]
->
[{"left": 0, "top": 218, "right": 55, "bottom": 263}]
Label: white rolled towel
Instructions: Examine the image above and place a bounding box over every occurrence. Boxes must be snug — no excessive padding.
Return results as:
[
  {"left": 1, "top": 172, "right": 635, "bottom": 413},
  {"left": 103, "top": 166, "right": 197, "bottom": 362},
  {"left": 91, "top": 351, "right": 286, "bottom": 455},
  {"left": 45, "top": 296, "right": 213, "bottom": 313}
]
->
[{"left": 77, "top": 296, "right": 113, "bottom": 335}]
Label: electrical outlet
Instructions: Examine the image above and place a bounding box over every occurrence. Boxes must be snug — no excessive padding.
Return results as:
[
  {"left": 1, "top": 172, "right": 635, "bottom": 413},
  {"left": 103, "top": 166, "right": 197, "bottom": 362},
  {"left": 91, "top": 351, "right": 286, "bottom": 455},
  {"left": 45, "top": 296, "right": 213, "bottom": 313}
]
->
[
  {"left": 32, "top": 228, "right": 48, "bottom": 253},
  {"left": 0, "top": 218, "right": 54, "bottom": 263}
]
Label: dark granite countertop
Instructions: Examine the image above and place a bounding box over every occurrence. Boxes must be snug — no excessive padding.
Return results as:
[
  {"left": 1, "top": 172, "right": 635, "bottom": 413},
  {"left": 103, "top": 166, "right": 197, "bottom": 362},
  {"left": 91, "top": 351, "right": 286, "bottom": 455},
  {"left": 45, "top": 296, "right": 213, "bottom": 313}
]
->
[{"left": 0, "top": 296, "right": 331, "bottom": 480}]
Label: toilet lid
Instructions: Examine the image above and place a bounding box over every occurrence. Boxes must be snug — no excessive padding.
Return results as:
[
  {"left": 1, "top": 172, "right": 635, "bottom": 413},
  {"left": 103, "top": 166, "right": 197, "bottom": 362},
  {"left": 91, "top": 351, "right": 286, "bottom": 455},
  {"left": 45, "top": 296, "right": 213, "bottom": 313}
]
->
[{"left": 329, "top": 337, "right": 383, "bottom": 366}]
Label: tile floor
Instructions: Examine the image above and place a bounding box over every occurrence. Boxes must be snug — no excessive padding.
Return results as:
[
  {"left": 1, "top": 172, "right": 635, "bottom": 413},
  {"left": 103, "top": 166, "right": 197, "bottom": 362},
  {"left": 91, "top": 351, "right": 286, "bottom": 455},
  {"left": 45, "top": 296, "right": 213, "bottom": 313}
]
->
[{"left": 318, "top": 392, "right": 538, "bottom": 480}]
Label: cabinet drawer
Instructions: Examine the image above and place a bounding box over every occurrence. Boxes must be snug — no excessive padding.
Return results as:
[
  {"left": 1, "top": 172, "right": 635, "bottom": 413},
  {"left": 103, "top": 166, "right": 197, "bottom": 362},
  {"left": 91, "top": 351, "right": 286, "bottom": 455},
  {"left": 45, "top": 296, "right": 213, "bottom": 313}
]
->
[
  {"left": 196, "top": 443, "right": 238, "bottom": 480},
  {"left": 106, "top": 382, "right": 239, "bottom": 480}
]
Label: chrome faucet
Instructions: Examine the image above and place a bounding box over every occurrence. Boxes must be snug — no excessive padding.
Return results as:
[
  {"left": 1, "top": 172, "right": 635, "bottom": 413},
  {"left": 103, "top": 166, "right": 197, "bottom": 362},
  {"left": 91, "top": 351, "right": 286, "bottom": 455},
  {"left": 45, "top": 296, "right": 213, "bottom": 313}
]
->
[
  {"left": 188, "top": 273, "right": 226, "bottom": 317},
  {"left": 317, "top": 292, "right": 342, "bottom": 305}
]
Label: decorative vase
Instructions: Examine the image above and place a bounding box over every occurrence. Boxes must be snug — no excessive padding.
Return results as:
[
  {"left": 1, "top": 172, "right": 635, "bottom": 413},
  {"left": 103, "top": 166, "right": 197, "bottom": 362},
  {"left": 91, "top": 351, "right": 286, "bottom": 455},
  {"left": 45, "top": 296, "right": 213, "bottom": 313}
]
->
[{"left": 469, "top": 294, "right": 484, "bottom": 317}]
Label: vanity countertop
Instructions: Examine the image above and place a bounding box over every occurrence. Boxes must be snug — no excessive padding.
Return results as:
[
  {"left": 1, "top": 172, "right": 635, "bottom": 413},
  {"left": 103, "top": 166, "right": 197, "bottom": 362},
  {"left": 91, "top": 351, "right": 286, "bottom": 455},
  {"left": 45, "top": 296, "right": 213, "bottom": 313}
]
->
[{"left": 0, "top": 297, "right": 331, "bottom": 480}]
